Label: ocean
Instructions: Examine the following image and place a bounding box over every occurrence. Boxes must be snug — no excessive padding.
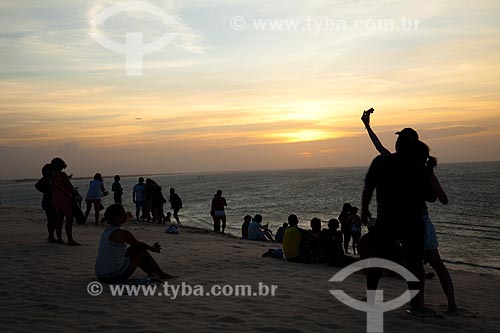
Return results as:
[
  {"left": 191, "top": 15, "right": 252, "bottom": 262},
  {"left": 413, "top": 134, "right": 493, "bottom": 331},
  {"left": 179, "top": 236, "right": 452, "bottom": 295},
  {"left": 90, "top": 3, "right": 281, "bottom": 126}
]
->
[{"left": 1, "top": 161, "right": 499, "bottom": 275}]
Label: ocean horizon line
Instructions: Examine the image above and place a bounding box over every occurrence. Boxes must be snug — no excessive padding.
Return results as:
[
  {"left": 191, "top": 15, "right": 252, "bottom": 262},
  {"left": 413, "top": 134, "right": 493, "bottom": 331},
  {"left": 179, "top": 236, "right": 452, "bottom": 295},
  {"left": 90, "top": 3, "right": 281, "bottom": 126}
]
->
[{"left": 4, "top": 159, "right": 500, "bottom": 183}]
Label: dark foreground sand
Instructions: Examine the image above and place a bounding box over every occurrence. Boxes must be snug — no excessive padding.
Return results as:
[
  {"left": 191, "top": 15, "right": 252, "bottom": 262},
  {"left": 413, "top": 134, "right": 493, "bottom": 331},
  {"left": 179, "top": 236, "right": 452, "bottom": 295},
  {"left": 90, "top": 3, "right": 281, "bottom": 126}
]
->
[{"left": 0, "top": 206, "right": 499, "bottom": 332}]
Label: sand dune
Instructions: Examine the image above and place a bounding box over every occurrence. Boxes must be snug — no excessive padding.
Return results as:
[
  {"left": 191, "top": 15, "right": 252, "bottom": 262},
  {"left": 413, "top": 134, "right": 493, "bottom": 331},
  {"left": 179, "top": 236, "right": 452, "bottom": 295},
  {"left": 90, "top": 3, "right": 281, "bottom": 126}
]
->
[{"left": 0, "top": 206, "right": 499, "bottom": 332}]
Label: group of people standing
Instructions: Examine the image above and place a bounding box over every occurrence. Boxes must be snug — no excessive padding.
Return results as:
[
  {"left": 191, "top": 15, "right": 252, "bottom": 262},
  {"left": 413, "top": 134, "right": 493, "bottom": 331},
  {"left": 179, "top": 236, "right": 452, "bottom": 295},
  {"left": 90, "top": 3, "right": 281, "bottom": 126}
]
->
[
  {"left": 35, "top": 159, "right": 184, "bottom": 245},
  {"left": 131, "top": 177, "right": 183, "bottom": 225}
]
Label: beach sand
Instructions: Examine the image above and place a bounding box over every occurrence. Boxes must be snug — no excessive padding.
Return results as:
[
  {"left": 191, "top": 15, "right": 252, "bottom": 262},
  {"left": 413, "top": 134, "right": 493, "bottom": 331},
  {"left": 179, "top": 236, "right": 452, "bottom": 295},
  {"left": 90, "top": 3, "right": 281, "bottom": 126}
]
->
[{"left": 0, "top": 206, "right": 499, "bottom": 333}]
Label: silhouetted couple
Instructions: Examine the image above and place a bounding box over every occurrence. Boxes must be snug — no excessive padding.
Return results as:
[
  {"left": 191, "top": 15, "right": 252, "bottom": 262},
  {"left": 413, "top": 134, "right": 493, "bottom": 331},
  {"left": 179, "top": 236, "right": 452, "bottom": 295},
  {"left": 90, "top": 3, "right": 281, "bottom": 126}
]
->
[{"left": 361, "top": 109, "right": 457, "bottom": 315}]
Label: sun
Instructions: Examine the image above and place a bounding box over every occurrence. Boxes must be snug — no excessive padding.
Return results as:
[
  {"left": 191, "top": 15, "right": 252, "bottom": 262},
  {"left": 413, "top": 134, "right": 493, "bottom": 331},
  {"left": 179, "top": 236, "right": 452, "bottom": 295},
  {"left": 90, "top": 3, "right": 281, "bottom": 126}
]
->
[{"left": 269, "top": 130, "right": 334, "bottom": 143}]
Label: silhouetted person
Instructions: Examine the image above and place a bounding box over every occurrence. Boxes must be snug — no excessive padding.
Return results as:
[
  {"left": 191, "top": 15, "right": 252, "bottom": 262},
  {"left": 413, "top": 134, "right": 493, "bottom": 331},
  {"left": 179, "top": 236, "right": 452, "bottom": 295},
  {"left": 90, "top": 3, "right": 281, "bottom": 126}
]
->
[
  {"left": 248, "top": 214, "right": 274, "bottom": 242},
  {"left": 210, "top": 190, "right": 227, "bottom": 233},
  {"left": 283, "top": 214, "right": 310, "bottom": 263},
  {"left": 84, "top": 173, "right": 108, "bottom": 226},
  {"left": 95, "top": 204, "right": 175, "bottom": 283},
  {"left": 320, "top": 218, "right": 345, "bottom": 266},
  {"left": 112, "top": 175, "right": 123, "bottom": 204},
  {"left": 35, "top": 164, "right": 57, "bottom": 242},
  {"left": 49, "top": 157, "right": 80, "bottom": 246},
  {"left": 361, "top": 135, "right": 432, "bottom": 313},
  {"left": 275, "top": 223, "right": 288, "bottom": 243},
  {"left": 169, "top": 188, "right": 183, "bottom": 225},
  {"left": 241, "top": 215, "right": 252, "bottom": 239},
  {"left": 309, "top": 218, "right": 323, "bottom": 262},
  {"left": 133, "top": 177, "right": 145, "bottom": 221},
  {"left": 362, "top": 109, "right": 457, "bottom": 314},
  {"left": 339, "top": 203, "right": 352, "bottom": 253},
  {"left": 349, "top": 207, "right": 362, "bottom": 255}
]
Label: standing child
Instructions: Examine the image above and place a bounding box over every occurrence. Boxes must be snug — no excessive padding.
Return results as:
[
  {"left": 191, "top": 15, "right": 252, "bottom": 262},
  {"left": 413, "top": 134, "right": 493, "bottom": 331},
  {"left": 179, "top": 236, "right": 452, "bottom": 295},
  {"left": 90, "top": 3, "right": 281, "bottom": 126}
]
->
[
  {"left": 169, "top": 188, "right": 183, "bottom": 225},
  {"left": 349, "top": 206, "right": 362, "bottom": 255},
  {"left": 112, "top": 175, "right": 123, "bottom": 204}
]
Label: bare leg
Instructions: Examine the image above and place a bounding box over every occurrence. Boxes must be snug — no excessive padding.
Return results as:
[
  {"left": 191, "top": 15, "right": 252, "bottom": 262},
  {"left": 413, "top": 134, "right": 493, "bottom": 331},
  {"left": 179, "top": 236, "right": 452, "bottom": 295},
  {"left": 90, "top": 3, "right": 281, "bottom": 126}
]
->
[
  {"left": 173, "top": 209, "right": 181, "bottom": 224},
  {"left": 65, "top": 215, "right": 80, "bottom": 246},
  {"left": 221, "top": 215, "right": 226, "bottom": 234},
  {"left": 213, "top": 216, "right": 220, "bottom": 232},
  {"left": 127, "top": 246, "right": 173, "bottom": 279},
  {"left": 343, "top": 232, "right": 351, "bottom": 254},
  {"left": 55, "top": 212, "right": 64, "bottom": 243},
  {"left": 46, "top": 209, "right": 57, "bottom": 242},
  {"left": 93, "top": 202, "right": 99, "bottom": 225},
  {"left": 84, "top": 200, "right": 92, "bottom": 219},
  {"left": 406, "top": 261, "right": 425, "bottom": 310},
  {"left": 426, "top": 250, "right": 458, "bottom": 314}
]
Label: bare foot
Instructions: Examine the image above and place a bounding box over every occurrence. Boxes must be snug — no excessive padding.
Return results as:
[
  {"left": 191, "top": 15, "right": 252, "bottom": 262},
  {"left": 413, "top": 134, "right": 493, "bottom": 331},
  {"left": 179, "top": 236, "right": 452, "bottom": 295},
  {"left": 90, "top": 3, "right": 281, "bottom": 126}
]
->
[{"left": 445, "top": 306, "right": 459, "bottom": 315}]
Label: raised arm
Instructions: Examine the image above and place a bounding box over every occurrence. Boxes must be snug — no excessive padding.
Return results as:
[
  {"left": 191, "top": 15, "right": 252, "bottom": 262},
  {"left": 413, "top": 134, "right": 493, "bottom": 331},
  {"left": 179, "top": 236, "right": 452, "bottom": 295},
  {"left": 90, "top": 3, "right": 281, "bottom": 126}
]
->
[{"left": 361, "top": 109, "right": 391, "bottom": 156}]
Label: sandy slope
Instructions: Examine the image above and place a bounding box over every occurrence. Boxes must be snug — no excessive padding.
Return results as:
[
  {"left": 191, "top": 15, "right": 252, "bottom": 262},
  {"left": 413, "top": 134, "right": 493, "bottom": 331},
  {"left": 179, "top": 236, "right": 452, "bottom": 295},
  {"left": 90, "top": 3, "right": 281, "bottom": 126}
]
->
[{"left": 0, "top": 206, "right": 499, "bottom": 333}]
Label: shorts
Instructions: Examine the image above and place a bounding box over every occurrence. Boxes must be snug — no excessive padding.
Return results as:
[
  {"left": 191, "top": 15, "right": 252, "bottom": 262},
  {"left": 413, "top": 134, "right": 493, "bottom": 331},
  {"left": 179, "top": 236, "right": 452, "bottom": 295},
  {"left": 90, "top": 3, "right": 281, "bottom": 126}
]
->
[
  {"left": 97, "top": 264, "right": 133, "bottom": 284},
  {"left": 214, "top": 210, "right": 225, "bottom": 217},
  {"left": 423, "top": 213, "right": 438, "bottom": 251}
]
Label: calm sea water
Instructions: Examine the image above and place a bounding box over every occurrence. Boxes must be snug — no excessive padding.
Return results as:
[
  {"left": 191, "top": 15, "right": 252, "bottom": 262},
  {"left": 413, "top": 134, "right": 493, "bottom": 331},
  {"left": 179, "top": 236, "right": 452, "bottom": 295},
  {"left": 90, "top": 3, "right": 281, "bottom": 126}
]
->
[{"left": 1, "top": 161, "right": 499, "bottom": 274}]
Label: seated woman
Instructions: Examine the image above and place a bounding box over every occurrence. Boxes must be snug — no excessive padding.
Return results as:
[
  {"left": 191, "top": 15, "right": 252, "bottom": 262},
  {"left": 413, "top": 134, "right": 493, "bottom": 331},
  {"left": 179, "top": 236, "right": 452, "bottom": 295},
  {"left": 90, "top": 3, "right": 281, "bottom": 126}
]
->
[{"left": 95, "top": 204, "right": 175, "bottom": 284}]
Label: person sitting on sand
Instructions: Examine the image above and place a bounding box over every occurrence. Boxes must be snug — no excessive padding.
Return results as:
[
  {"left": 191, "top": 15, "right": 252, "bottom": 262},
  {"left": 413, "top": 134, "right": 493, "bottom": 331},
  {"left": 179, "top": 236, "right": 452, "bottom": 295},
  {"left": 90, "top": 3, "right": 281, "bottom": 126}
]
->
[
  {"left": 309, "top": 218, "right": 323, "bottom": 262},
  {"left": 84, "top": 173, "right": 108, "bottom": 226},
  {"left": 241, "top": 215, "right": 252, "bottom": 239},
  {"left": 112, "top": 175, "right": 123, "bottom": 204},
  {"left": 95, "top": 204, "right": 175, "bottom": 284},
  {"left": 49, "top": 157, "right": 80, "bottom": 246},
  {"left": 35, "top": 163, "right": 57, "bottom": 243},
  {"left": 275, "top": 223, "right": 288, "bottom": 243},
  {"left": 283, "top": 214, "right": 311, "bottom": 263},
  {"left": 319, "top": 218, "right": 345, "bottom": 266},
  {"left": 248, "top": 214, "right": 274, "bottom": 242},
  {"left": 165, "top": 212, "right": 172, "bottom": 223}
]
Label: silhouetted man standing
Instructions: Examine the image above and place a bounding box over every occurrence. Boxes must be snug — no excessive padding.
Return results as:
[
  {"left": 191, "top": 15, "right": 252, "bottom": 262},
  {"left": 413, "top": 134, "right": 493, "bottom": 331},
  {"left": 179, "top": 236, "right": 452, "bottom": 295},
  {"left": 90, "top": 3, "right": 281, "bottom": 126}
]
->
[{"left": 361, "top": 137, "right": 432, "bottom": 313}]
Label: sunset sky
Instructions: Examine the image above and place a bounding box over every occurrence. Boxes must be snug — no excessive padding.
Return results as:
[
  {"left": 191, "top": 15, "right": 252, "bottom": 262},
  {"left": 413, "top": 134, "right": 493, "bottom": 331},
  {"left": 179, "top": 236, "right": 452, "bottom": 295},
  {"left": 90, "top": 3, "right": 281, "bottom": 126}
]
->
[{"left": 1, "top": 0, "right": 499, "bottom": 179}]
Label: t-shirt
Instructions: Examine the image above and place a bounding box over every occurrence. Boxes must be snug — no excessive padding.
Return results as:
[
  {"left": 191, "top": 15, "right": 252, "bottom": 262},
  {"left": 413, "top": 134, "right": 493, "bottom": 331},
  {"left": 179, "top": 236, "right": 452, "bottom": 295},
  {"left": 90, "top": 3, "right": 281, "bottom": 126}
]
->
[
  {"left": 86, "top": 180, "right": 103, "bottom": 200},
  {"left": 133, "top": 183, "right": 145, "bottom": 202},
  {"left": 365, "top": 153, "right": 431, "bottom": 231},
  {"left": 248, "top": 221, "right": 262, "bottom": 240},
  {"left": 283, "top": 226, "right": 302, "bottom": 259},
  {"left": 211, "top": 196, "right": 227, "bottom": 211},
  {"left": 112, "top": 182, "right": 123, "bottom": 195},
  {"left": 169, "top": 193, "right": 182, "bottom": 209}
]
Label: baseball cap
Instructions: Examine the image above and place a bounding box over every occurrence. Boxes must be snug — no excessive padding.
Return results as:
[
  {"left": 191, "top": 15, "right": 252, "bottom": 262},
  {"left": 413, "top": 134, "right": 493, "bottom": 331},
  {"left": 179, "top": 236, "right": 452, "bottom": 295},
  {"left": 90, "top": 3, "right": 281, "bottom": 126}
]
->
[{"left": 395, "top": 128, "right": 419, "bottom": 140}]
